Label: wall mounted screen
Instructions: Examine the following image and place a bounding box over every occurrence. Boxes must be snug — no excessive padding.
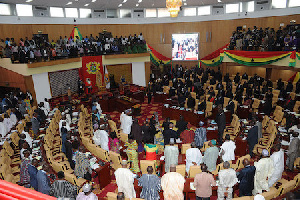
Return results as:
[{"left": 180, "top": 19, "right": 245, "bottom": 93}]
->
[{"left": 172, "top": 33, "right": 199, "bottom": 61}]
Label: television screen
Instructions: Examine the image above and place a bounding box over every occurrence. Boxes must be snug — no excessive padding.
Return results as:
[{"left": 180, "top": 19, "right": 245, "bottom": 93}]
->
[{"left": 172, "top": 33, "right": 199, "bottom": 61}]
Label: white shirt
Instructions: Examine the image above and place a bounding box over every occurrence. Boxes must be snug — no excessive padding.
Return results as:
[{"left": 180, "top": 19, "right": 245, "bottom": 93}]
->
[
  {"left": 114, "top": 168, "right": 136, "bottom": 198},
  {"left": 218, "top": 168, "right": 238, "bottom": 188},
  {"left": 22, "top": 130, "right": 33, "bottom": 148},
  {"left": 288, "top": 125, "right": 300, "bottom": 142},
  {"left": 0, "top": 122, "right": 8, "bottom": 138},
  {"left": 59, "top": 120, "right": 71, "bottom": 135},
  {"left": 10, "top": 113, "right": 17, "bottom": 126},
  {"left": 186, "top": 148, "right": 202, "bottom": 173},
  {"left": 220, "top": 140, "right": 236, "bottom": 162},
  {"left": 121, "top": 114, "right": 132, "bottom": 135},
  {"left": 76, "top": 192, "right": 98, "bottom": 200}
]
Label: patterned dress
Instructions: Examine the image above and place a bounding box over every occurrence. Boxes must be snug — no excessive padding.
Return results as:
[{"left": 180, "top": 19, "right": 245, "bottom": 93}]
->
[
  {"left": 108, "top": 138, "right": 120, "bottom": 153},
  {"left": 24, "top": 99, "right": 31, "bottom": 111},
  {"left": 74, "top": 152, "right": 92, "bottom": 178},
  {"left": 20, "top": 158, "right": 31, "bottom": 188},
  {"left": 125, "top": 140, "right": 140, "bottom": 173},
  {"left": 50, "top": 180, "right": 78, "bottom": 199},
  {"left": 138, "top": 174, "right": 161, "bottom": 200},
  {"left": 194, "top": 127, "right": 207, "bottom": 148}
]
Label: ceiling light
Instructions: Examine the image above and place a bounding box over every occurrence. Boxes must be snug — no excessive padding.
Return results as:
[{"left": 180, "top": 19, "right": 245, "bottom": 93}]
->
[
  {"left": 118, "top": 4, "right": 122, "bottom": 7},
  {"left": 217, "top": 0, "right": 222, "bottom": 2},
  {"left": 138, "top": 0, "right": 142, "bottom": 3},
  {"left": 136, "top": 4, "right": 139, "bottom": 6},
  {"left": 66, "top": 2, "right": 72, "bottom": 5},
  {"left": 183, "top": 0, "right": 186, "bottom": 1},
  {"left": 26, "top": 0, "right": 33, "bottom": 2},
  {"left": 184, "top": 2, "right": 187, "bottom": 5},
  {"left": 92, "top": 0, "right": 96, "bottom": 2},
  {"left": 166, "top": 0, "right": 182, "bottom": 17},
  {"left": 84, "top": 4, "right": 89, "bottom": 6},
  {"left": 122, "top": 0, "right": 127, "bottom": 3}
]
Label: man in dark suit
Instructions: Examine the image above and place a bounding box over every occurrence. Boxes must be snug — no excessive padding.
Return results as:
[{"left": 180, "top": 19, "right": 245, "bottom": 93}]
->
[
  {"left": 234, "top": 73, "right": 240, "bottom": 84},
  {"left": 163, "top": 123, "right": 177, "bottom": 145},
  {"left": 216, "top": 105, "right": 226, "bottom": 145},
  {"left": 31, "top": 113, "right": 40, "bottom": 137},
  {"left": 28, "top": 158, "right": 39, "bottom": 191},
  {"left": 238, "top": 158, "right": 256, "bottom": 197},
  {"left": 187, "top": 94, "right": 196, "bottom": 110},
  {"left": 64, "top": 134, "right": 75, "bottom": 169},
  {"left": 247, "top": 120, "right": 258, "bottom": 156},
  {"left": 175, "top": 115, "right": 188, "bottom": 137}
]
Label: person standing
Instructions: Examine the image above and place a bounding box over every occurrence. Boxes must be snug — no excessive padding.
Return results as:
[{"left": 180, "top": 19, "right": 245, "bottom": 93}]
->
[
  {"left": 37, "top": 165, "right": 51, "bottom": 195},
  {"left": 120, "top": 110, "right": 133, "bottom": 134},
  {"left": 238, "top": 158, "right": 256, "bottom": 197},
  {"left": 138, "top": 166, "right": 161, "bottom": 200},
  {"left": 115, "top": 161, "right": 136, "bottom": 198},
  {"left": 247, "top": 120, "right": 258, "bottom": 156},
  {"left": 19, "top": 150, "right": 31, "bottom": 188},
  {"left": 124, "top": 135, "right": 140, "bottom": 173},
  {"left": 268, "top": 144, "right": 284, "bottom": 187},
  {"left": 194, "top": 121, "right": 207, "bottom": 148},
  {"left": 180, "top": 123, "right": 195, "bottom": 144},
  {"left": 28, "top": 158, "right": 39, "bottom": 191},
  {"left": 176, "top": 115, "right": 188, "bottom": 138},
  {"left": 219, "top": 134, "right": 236, "bottom": 162},
  {"left": 217, "top": 161, "right": 238, "bottom": 200},
  {"left": 163, "top": 122, "right": 177, "bottom": 145},
  {"left": 76, "top": 183, "right": 98, "bottom": 200},
  {"left": 50, "top": 171, "right": 77, "bottom": 199},
  {"left": 131, "top": 118, "right": 143, "bottom": 152},
  {"left": 203, "top": 140, "right": 219, "bottom": 172},
  {"left": 193, "top": 164, "right": 216, "bottom": 200},
  {"left": 216, "top": 105, "right": 226, "bottom": 145},
  {"left": 161, "top": 164, "right": 185, "bottom": 200},
  {"left": 164, "top": 138, "right": 179, "bottom": 172},
  {"left": 74, "top": 146, "right": 92, "bottom": 178},
  {"left": 185, "top": 142, "right": 202, "bottom": 173},
  {"left": 31, "top": 113, "right": 40, "bottom": 137},
  {"left": 287, "top": 132, "right": 300, "bottom": 171},
  {"left": 253, "top": 149, "right": 274, "bottom": 195}
]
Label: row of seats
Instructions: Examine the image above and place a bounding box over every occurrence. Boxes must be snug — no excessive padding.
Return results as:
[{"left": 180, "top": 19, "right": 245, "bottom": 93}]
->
[{"left": 43, "top": 109, "right": 88, "bottom": 188}]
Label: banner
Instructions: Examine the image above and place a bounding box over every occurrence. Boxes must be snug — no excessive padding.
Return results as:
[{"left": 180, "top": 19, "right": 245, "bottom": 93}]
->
[
  {"left": 80, "top": 56, "right": 103, "bottom": 93},
  {"left": 147, "top": 44, "right": 171, "bottom": 66}
]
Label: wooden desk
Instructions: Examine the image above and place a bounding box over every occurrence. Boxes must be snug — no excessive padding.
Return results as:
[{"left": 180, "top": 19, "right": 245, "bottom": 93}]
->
[
  {"left": 235, "top": 137, "right": 248, "bottom": 157},
  {"left": 95, "top": 162, "right": 111, "bottom": 189},
  {"left": 237, "top": 106, "right": 250, "bottom": 119},
  {"left": 154, "top": 93, "right": 168, "bottom": 103},
  {"left": 162, "top": 106, "right": 205, "bottom": 127},
  {"left": 129, "top": 91, "right": 145, "bottom": 103}
]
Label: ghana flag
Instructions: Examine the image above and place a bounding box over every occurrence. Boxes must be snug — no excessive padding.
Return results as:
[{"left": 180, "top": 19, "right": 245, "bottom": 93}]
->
[{"left": 70, "top": 25, "right": 83, "bottom": 41}]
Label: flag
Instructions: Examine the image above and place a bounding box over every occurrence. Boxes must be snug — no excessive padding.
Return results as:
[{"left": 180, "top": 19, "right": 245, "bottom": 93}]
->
[
  {"left": 104, "top": 66, "right": 110, "bottom": 89},
  {"left": 80, "top": 56, "right": 103, "bottom": 93},
  {"left": 70, "top": 25, "right": 83, "bottom": 42}
]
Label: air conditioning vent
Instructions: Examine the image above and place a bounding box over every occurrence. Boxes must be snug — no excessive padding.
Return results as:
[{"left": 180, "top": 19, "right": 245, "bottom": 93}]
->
[
  {"left": 94, "top": 9, "right": 105, "bottom": 13},
  {"left": 212, "top": 5, "right": 224, "bottom": 8},
  {"left": 34, "top": 6, "right": 47, "bottom": 10},
  {"left": 256, "top": 1, "right": 269, "bottom": 4},
  {"left": 134, "top": 10, "right": 144, "bottom": 13}
]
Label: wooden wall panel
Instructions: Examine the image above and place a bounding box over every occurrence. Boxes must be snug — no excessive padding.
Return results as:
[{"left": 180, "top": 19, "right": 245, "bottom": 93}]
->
[
  {"left": 0, "top": 66, "right": 26, "bottom": 91},
  {"left": 106, "top": 64, "right": 132, "bottom": 85},
  {"left": 145, "top": 62, "right": 151, "bottom": 85},
  {"left": 0, "top": 14, "right": 298, "bottom": 59},
  {"left": 271, "top": 68, "right": 296, "bottom": 82}
]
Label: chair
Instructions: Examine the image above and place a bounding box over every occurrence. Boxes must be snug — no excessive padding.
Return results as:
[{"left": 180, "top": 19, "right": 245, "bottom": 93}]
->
[
  {"left": 277, "top": 179, "right": 296, "bottom": 196},
  {"left": 109, "top": 151, "right": 122, "bottom": 170},
  {"left": 120, "top": 132, "right": 128, "bottom": 143},
  {"left": 234, "top": 154, "right": 251, "bottom": 170},
  {"left": 224, "top": 97, "right": 230, "bottom": 108},
  {"left": 252, "top": 98, "right": 260, "bottom": 112},
  {"left": 181, "top": 144, "right": 191, "bottom": 154},
  {"left": 64, "top": 172, "right": 87, "bottom": 187},
  {"left": 188, "top": 165, "right": 202, "bottom": 178},
  {"left": 294, "top": 173, "right": 300, "bottom": 189},
  {"left": 140, "top": 160, "right": 156, "bottom": 174},
  {"left": 206, "top": 102, "right": 213, "bottom": 117},
  {"left": 261, "top": 187, "right": 279, "bottom": 200},
  {"left": 176, "top": 164, "right": 186, "bottom": 177},
  {"left": 107, "top": 192, "right": 117, "bottom": 200}
]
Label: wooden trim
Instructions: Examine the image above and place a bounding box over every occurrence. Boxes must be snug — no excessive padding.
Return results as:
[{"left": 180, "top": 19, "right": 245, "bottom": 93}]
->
[
  {"left": 104, "top": 52, "right": 149, "bottom": 59},
  {"left": 27, "top": 57, "right": 81, "bottom": 68}
]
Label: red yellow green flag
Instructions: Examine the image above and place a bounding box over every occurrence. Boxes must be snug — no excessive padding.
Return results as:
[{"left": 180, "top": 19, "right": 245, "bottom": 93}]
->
[{"left": 70, "top": 25, "right": 83, "bottom": 42}]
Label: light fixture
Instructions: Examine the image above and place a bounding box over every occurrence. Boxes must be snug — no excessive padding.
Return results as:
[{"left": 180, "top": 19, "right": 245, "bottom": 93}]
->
[
  {"left": 217, "top": 0, "right": 222, "bottom": 2},
  {"left": 122, "top": 0, "right": 127, "bottom": 3},
  {"left": 92, "top": 0, "right": 96, "bottom": 2},
  {"left": 66, "top": 2, "right": 72, "bottom": 5},
  {"left": 136, "top": 4, "right": 139, "bottom": 6},
  {"left": 26, "top": 0, "right": 33, "bottom": 2},
  {"left": 118, "top": 4, "right": 122, "bottom": 7},
  {"left": 166, "top": 0, "right": 182, "bottom": 17},
  {"left": 184, "top": 2, "right": 187, "bottom": 5},
  {"left": 84, "top": 3, "right": 89, "bottom": 6},
  {"left": 138, "top": 0, "right": 142, "bottom": 3}
]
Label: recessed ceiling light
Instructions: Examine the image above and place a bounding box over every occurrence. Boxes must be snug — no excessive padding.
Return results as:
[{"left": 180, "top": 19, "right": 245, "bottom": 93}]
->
[
  {"left": 26, "top": 0, "right": 33, "bottom": 2},
  {"left": 136, "top": 4, "right": 139, "bottom": 6},
  {"left": 66, "top": 2, "right": 72, "bottom": 5},
  {"left": 184, "top": 3, "right": 187, "bottom": 5},
  {"left": 118, "top": 4, "right": 122, "bottom": 7},
  {"left": 122, "top": 0, "right": 127, "bottom": 3},
  {"left": 138, "top": 0, "right": 142, "bottom": 3},
  {"left": 84, "top": 4, "right": 89, "bottom": 6},
  {"left": 183, "top": 0, "right": 186, "bottom": 1},
  {"left": 217, "top": 0, "right": 222, "bottom": 2},
  {"left": 92, "top": 0, "right": 96, "bottom": 2}
]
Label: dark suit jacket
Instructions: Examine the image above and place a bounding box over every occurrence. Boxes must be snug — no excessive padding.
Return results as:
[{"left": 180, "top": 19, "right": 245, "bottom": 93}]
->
[
  {"left": 187, "top": 97, "right": 195, "bottom": 109},
  {"left": 28, "top": 164, "right": 38, "bottom": 190},
  {"left": 238, "top": 165, "right": 256, "bottom": 196},
  {"left": 216, "top": 112, "right": 226, "bottom": 131},
  {"left": 163, "top": 129, "right": 177, "bottom": 145},
  {"left": 176, "top": 120, "right": 188, "bottom": 134},
  {"left": 247, "top": 126, "right": 258, "bottom": 152}
]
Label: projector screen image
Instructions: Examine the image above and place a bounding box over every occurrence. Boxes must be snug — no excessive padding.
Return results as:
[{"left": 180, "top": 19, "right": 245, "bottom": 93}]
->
[{"left": 172, "top": 33, "right": 199, "bottom": 61}]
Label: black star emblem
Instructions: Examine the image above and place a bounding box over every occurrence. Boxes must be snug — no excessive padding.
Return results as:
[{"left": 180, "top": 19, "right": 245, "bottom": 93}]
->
[{"left": 251, "top": 58, "right": 254, "bottom": 62}]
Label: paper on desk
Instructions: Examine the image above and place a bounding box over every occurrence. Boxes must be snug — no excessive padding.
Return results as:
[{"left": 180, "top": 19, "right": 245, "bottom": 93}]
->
[
  {"left": 92, "top": 163, "right": 100, "bottom": 170},
  {"left": 281, "top": 140, "right": 290, "bottom": 146},
  {"left": 190, "top": 182, "right": 196, "bottom": 190},
  {"left": 242, "top": 137, "right": 247, "bottom": 140},
  {"left": 207, "top": 127, "right": 216, "bottom": 130},
  {"left": 160, "top": 156, "right": 165, "bottom": 161}
]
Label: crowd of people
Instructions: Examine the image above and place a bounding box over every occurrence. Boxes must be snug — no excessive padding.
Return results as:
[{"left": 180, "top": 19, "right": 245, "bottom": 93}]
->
[
  {"left": 1, "top": 63, "right": 300, "bottom": 200},
  {"left": 228, "top": 25, "right": 300, "bottom": 51},
  {"left": 0, "top": 32, "right": 147, "bottom": 63}
]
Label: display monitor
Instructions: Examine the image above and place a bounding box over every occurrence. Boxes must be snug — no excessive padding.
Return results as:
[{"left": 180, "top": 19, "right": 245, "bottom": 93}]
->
[{"left": 172, "top": 33, "right": 199, "bottom": 61}]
